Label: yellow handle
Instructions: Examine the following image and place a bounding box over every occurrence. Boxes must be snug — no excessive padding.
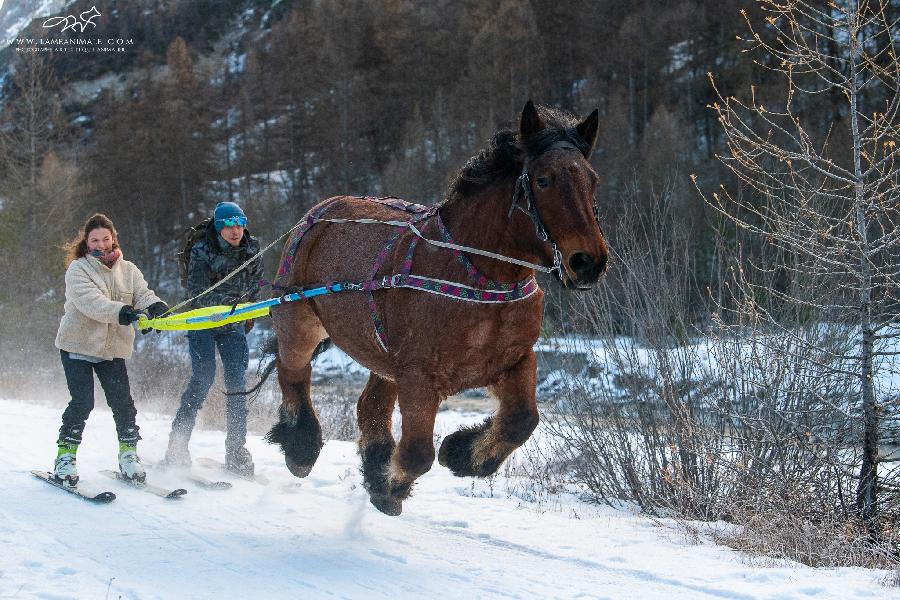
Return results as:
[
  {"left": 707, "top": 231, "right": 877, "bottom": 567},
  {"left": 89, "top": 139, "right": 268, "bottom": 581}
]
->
[{"left": 137, "top": 303, "right": 272, "bottom": 331}]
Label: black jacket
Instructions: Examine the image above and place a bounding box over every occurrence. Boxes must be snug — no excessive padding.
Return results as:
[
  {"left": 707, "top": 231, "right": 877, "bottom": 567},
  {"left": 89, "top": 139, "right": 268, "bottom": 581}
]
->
[{"left": 187, "top": 223, "right": 263, "bottom": 310}]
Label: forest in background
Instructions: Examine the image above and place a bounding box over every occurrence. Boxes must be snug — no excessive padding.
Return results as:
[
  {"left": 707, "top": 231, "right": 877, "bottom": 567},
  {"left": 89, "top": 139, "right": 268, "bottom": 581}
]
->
[{"left": 0, "top": 0, "right": 773, "bottom": 370}]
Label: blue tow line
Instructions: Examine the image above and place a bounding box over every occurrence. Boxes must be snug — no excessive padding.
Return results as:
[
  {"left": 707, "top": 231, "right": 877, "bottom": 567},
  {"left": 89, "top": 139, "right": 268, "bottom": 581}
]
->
[{"left": 182, "top": 284, "right": 346, "bottom": 325}]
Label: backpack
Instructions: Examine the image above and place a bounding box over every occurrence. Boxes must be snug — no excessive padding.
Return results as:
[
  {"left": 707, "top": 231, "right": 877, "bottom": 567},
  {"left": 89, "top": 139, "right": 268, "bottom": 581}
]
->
[{"left": 177, "top": 217, "right": 213, "bottom": 289}]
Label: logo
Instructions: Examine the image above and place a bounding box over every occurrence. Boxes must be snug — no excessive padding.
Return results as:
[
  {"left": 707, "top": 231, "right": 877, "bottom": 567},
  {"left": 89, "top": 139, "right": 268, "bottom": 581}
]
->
[{"left": 42, "top": 6, "right": 101, "bottom": 33}]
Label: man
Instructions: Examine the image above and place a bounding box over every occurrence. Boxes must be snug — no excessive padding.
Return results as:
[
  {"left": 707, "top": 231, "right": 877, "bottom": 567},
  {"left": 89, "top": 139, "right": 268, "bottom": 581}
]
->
[{"left": 162, "top": 201, "right": 262, "bottom": 476}]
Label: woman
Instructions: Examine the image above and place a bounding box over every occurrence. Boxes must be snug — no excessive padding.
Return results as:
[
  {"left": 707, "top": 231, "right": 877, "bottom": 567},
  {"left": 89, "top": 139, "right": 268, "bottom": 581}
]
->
[{"left": 53, "top": 213, "right": 168, "bottom": 486}]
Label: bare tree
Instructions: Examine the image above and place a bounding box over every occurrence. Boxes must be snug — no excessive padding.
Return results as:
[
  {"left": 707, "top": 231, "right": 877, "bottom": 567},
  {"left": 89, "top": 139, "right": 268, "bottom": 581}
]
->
[
  {"left": 546, "top": 181, "right": 727, "bottom": 519},
  {"left": 0, "top": 51, "right": 63, "bottom": 192},
  {"left": 696, "top": 0, "right": 899, "bottom": 530}
]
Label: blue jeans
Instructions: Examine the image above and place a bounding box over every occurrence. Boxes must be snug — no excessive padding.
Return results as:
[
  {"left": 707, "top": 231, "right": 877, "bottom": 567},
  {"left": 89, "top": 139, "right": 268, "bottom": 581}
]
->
[{"left": 170, "top": 328, "right": 249, "bottom": 451}]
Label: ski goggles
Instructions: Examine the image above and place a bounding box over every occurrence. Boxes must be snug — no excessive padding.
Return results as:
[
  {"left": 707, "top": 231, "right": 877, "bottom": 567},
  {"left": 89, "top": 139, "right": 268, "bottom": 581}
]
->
[{"left": 216, "top": 215, "right": 248, "bottom": 228}]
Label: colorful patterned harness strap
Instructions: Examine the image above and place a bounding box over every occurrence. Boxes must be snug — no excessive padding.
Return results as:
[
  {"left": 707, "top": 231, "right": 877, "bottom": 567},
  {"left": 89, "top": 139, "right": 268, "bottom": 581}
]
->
[{"left": 275, "top": 196, "right": 539, "bottom": 352}]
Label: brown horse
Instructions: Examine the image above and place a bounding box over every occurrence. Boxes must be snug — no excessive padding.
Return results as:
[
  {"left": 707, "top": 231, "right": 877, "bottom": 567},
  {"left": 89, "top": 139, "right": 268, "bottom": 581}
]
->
[{"left": 267, "top": 101, "right": 608, "bottom": 515}]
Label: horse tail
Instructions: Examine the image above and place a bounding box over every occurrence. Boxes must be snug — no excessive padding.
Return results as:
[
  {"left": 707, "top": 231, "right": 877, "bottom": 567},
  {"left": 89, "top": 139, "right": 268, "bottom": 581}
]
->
[
  {"left": 310, "top": 337, "right": 332, "bottom": 361},
  {"left": 229, "top": 336, "right": 332, "bottom": 398},
  {"left": 262, "top": 333, "right": 279, "bottom": 357},
  {"left": 227, "top": 334, "right": 279, "bottom": 399}
]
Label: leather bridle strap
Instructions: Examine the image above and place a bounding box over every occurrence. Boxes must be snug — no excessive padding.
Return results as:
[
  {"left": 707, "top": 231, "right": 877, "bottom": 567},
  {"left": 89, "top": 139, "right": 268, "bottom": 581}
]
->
[{"left": 507, "top": 140, "right": 584, "bottom": 276}]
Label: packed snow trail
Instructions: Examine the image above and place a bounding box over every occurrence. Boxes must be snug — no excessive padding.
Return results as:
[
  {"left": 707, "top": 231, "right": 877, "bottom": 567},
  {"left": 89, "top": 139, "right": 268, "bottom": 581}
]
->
[{"left": 0, "top": 399, "right": 893, "bottom": 599}]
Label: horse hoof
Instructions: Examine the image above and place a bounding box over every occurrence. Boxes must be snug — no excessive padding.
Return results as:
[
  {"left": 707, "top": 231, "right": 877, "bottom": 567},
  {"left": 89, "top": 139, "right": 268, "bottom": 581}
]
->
[
  {"left": 285, "top": 456, "right": 314, "bottom": 478},
  {"left": 369, "top": 494, "right": 403, "bottom": 516},
  {"left": 438, "top": 430, "right": 478, "bottom": 476}
]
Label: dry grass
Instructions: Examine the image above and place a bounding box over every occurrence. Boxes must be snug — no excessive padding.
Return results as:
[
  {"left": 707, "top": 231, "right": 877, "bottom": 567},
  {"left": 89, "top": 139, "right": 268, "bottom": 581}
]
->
[{"left": 709, "top": 511, "right": 900, "bottom": 570}]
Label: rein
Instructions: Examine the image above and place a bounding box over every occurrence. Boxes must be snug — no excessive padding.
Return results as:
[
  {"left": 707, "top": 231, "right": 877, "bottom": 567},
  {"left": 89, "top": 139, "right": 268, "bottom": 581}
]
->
[
  {"left": 510, "top": 140, "right": 605, "bottom": 277},
  {"left": 309, "top": 215, "right": 558, "bottom": 274},
  {"left": 163, "top": 219, "right": 305, "bottom": 317},
  {"left": 303, "top": 139, "right": 588, "bottom": 278}
]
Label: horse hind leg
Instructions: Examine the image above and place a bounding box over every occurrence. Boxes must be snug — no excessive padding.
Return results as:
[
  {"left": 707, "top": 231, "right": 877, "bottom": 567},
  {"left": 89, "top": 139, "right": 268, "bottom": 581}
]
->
[
  {"left": 266, "top": 361, "right": 322, "bottom": 477},
  {"left": 370, "top": 379, "right": 442, "bottom": 516},
  {"left": 358, "top": 373, "right": 441, "bottom": 516},
  {"left": 438, "top": 352, "right": 539, "bottom": 477},
  {"left": 356, "top": 373, "right": 399, "bottom": 514},
  {"left": 266, "top": 307, "right": 328, "bottom": 478}
]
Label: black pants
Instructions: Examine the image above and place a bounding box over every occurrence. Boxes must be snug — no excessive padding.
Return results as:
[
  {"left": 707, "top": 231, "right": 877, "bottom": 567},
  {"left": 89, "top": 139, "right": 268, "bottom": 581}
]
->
[{"left": 58, "top": 350, "right": 139, "bottom": 444}]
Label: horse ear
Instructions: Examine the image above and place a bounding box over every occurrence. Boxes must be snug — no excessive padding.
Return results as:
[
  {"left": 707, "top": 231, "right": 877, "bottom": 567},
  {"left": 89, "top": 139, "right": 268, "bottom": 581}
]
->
[
  {"left": 519, "top": 100, "right": 544, "bottom": 138},
  {"left": 576, "top": 109, "right": 599, "bottom": 157}
]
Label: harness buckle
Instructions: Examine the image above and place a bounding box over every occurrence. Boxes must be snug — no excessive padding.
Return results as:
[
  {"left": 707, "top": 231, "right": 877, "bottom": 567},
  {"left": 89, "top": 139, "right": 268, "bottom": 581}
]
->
[
  {"left": 550, "top": 243, "right": 564, "bottom": 274},
  {"left": 382, "top": 274, "right": 402, "bottom": 288}
]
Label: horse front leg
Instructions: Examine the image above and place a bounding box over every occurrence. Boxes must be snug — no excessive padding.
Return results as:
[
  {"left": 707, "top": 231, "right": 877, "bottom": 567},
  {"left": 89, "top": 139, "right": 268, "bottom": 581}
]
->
[
  {"left": 367, "top": 376, "right": 441, "bottom": 516},
  {"left": 438, "top": 352, "right": 539, "bottom": 477}
]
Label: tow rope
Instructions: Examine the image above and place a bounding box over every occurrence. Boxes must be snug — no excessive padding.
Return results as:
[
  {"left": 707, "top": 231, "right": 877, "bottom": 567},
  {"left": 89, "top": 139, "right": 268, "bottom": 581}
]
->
[{"left": 136, "top": 283, "right": 344, "bottom": 331}]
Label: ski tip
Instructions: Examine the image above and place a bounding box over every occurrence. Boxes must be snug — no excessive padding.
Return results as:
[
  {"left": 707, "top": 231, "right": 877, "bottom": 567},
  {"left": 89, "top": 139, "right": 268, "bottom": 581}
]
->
[
  {"left": 191, "top": 478, "right": 232, "bottom": 490},
  {"left": 166, "top": 488, "right": 188, "bottom": 499}
]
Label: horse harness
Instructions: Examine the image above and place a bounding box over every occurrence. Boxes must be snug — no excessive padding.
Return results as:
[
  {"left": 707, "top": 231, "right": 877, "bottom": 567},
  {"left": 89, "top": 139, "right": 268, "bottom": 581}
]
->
[
  {"left": 274, "top": 197, "right": 538, "bottom": 351},
  {"left": 272, "top": 140, "right": 591, "bottom": 352}
]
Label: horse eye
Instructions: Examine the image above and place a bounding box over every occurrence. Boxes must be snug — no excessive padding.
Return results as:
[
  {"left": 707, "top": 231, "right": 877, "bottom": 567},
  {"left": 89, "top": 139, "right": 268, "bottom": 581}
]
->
[{"left": 535, "top": 176, "right": 550, "bottom": 189}]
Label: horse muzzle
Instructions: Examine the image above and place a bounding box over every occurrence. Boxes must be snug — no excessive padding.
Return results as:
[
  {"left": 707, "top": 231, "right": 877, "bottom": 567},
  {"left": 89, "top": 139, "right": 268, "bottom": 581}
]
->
[{"left": 563, "top": 248, "right": 608, "bottom": 290}]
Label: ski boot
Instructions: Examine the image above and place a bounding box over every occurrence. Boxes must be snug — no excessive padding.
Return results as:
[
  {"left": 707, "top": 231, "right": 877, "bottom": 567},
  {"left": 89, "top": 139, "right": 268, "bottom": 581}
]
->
[
  {"left": 225, "top": 446, "right": 254, "bottom": 478},
  {"left": 118, "top": 442, "right": 146, "bottom": 484},
  {"left": 53, "top": 441, "right": 79, "bottom": 487}
]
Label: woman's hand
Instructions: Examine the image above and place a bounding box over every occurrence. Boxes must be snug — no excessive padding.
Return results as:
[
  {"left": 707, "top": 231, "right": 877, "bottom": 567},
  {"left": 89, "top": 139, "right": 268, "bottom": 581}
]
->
[{"left": 118, "top": 305, "right": 146, "bottom": 325}]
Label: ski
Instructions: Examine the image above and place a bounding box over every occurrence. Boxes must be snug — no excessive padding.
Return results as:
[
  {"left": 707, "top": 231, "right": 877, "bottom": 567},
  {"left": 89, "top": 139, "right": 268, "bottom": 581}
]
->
[
  {"left": 31, "top": 470, "right": 116, "bottom": 504},
  {"left": 147, "top": 464, "right": 232, "bottom": 490},
  {"left": 196, "top": 457, "right": 270, "bottom": 485},
  {"left": 98, "top": 470, "right": 187, "bottom": 499},
  {"left": 182, "top": 474, "right": 232, "bottom": 490}
]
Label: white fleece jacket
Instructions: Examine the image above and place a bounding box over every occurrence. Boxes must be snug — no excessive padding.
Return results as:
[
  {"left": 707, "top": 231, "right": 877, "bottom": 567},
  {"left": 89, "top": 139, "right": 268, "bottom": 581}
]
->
[{"left": 55, "top": 254, "right": 162, "bottom": 360}]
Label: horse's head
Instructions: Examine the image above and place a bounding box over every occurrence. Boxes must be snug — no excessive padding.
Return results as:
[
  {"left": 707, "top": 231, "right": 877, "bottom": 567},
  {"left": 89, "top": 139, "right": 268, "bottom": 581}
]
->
[{"left": 514, "top": 101, "right": 608, "bottom": 290}]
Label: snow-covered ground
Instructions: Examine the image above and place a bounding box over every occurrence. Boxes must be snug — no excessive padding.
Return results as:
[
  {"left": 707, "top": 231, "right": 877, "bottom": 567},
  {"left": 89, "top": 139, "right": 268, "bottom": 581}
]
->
[
  {"left": 0, "top": 398, "right": 895, "bottom": 599},
  {"left": 534, "top": 329, "right": 900, "bottom": 406}
]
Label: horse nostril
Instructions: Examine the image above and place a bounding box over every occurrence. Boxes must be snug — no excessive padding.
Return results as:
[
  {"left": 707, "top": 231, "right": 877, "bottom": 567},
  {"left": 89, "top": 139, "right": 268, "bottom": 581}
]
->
[{"left": 568, "top": 252, "right": 595, "bottom": 278}]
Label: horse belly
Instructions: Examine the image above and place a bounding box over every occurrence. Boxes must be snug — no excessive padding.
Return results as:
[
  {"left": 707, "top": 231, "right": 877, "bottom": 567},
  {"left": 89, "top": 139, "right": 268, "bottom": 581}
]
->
[
  {"left": 311, "top": 293, "right": 397, "bottom": 377},
  {"left": 391, "top": 293, "right": 544, "bottom": 392}
]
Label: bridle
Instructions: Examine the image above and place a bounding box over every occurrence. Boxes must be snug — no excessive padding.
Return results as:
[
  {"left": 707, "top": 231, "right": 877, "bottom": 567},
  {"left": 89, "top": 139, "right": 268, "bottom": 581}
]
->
[{"left": 507, "top": 140, "right": 601, "bottom": 281}]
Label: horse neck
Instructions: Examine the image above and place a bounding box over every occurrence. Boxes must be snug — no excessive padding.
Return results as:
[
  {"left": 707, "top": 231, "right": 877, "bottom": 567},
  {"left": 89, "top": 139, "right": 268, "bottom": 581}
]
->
[{"left": 438, "top": 184, "right": 540, "bottom": 283}]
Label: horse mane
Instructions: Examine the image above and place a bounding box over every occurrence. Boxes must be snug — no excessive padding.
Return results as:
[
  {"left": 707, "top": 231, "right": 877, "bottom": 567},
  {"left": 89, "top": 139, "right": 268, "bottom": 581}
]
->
[{"left": 445, "top": 105, "right": 591, "bottom": 204}]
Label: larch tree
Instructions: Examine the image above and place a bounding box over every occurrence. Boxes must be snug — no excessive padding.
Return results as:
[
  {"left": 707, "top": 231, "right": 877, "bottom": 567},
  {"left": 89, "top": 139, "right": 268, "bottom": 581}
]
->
[{"left": 697, "top": 0, "right": 899, "bottom": 530}]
